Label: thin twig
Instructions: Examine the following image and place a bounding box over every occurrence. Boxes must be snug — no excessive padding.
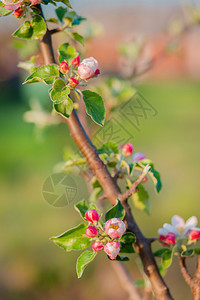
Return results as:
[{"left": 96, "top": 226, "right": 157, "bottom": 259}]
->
[
  {"left": 119, "top": 165, "right": 151, "bottom": 203},
  {"left": 178, "top": 257, "right": 193, "bottom": 288}
]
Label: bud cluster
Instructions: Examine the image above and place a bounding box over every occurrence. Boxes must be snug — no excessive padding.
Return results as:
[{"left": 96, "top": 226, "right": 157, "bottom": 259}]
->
[
  {"left": 2, "top": 0, "right": 42, "bottom": 18},
  {"left": 59, "top": 56, "right": 100, "bottom": 90},
  {"left": 84, "top": 209, "right": 126, "bottom": 260}
]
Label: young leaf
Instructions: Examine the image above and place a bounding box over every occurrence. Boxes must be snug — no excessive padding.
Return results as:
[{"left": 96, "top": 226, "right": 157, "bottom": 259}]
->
[
  {"left": 120, "top": 232, "right": 136, "bottom": 244},
  {"left": 98, "top": 142, "right": 119, "bottom": 156},
  {"left": 51, "top": 223, "right": 92, "bottom": 251},
  {"left": 18, "top": 56, "right": 37, "bottom": 73},
  {"left": 162, "top": 249, "right": 173, "bottom": 268},
  {"left": 23, "top": 64, "right": 59, "bottom": 85},
  {"left": 120, "top": 231, "right": 136, "bottom": 254},
  {"left": 105, "top": 199, "right": 125, "bottom": 221},
  {"left": 120, "top": 243, "right": 135, "bottom": 254},
  {"left": 32, "top": 15, "right": 47, "bottom": 39},
  {"left": 132, "top": 184, "right": 150, "bottom": 215},
  {"left": 54, "top": 98, "right": 73, "bottom": 118},
  {"left": 154, "top": 248, "right": 170, "bottom": 257},
  {"left": 82, "top": 90, "right": 105, "bottom": 126},
  {"left": 181, "top": 249, "right": 194, "bottom": 257},
  {"left": 76, "top": 250, "right": 97, "bottom": 278},
  {"left": 13, "top": 21, "right": 33, "bottom": 40},
  {"left": 107, "top": 255, "right": 129, "bottom": 261},
  {"left": 58, "top": 43, "right": 78, "bottom": 63},
  {"left": 149, "top": 168, "right": 162, "bottom": 193},
  {"left": 71, "top": 32, "right": 84, "bottom": 45},
  {"left": 61, "top": 0, "right": 72, "bottom": 8},
  {"left": 55, "top": 6, "right": 68, "bottom": 23},
  {"left": 49, "top": 78, "right": 70, "bottom": 104},
  {"left": 195, "top": 248, "right": 200, "bottom": 255},
  {"left": 75, "top": 199, "right": 88, "bottom": 219}
]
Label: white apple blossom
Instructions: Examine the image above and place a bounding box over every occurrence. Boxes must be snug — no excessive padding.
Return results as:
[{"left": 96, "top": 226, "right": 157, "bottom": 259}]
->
[{"left": 158, "top": 214, "right": 200, "bottom": 238}]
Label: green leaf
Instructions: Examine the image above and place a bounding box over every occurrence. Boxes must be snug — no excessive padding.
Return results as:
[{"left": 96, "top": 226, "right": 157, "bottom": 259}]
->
[
  {"left": 195, "top": 248, "right": 200, "bottom": 255},
  {"left": 120, "top": 242, "right": 135, "bottom": 254},
  {"left": 120, "top": 232, "right": 136, "bottom": 244},
  {"left": 162, "top": 249, "right": 173, "bottom": 268},
  {"left": 0, "top": 2, "right": 13, "bottom": 16},
  {"left": 13, "top": 21, "right": 33, "bottom": 40},
  {"left": 54, "top": 97, "right": 73, "bottom": 119},
  {"left": 47, "top": 18, "right": 59, "bottom": 24},
  {"left": 71, "top": 32, "right": 84, "bottom": 45},
  {"left": 181, "top": 249, "right": 194, "bottom": 257},
  {"left": 63, "top": 158, "right": 86, "bottom": 169},
  {"left": 149, "top": 168, "right": 162, "bottom": 193},
  {"left": 107, "top": 255, "right": 129, "bottom": 261},
  {"left": 75, "top": 199, "right": 88, "bottom": 219},
  {"left": 82, "top": 90, "right": 105, "bottom": 126},
  {"left": 154, "top": 248, "right": 170, "bottom": 257},
  {"left": 18, "top": 56, "right": 37, "bottom": 74},
  {"left": 49, "top": 78, "right": 70, "bottom": 104},
  {"left": 132, "top": 184, "right": 150, "bottom": 215},
  {"left": 76, "top": 250, "right": 97, "bottom": 278},
  {"left": 23, "top": 64, "right": 59, "bottom": 85},
  {"left": 32, "top": 15, "right": 47, "bottom": 39},
  {"left": 105, "top": 199, "right": 125, "bottom": 221},
  {"left": 55, "top": 6, "right": 68, "bottom": 23},
  {"left": 98, "top": 142, "right": 119, "bottom": 156},
  {"left": 58, "top": 42, "right": 78, "bottom": 64},
  {"left": 61, "top": 0, "right": 72, "bottom": 8},
  {"left": 51, "top": 223, "right": 92, "bottom": 251}
]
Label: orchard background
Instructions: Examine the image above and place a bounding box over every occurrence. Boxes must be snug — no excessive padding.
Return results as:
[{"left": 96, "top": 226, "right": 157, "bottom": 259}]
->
[{"left": 0, "top": 0, "right": 200, "bottom": 299}]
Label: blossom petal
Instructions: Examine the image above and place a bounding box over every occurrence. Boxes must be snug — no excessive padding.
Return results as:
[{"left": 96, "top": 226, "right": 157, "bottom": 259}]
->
[
  {"left": 163, "top": 223, "right": 178, "bottom": 235},
  {"left": 185, "top": 216, "right": 198, "bottom": 228},
  {"left": 158, "top": 228, "right": 168, "bottom": 235},
  {"left": 3, "top": 3, "right": 20, "bottom": 9},
  {"left": 171, "top": 215, "right": 185, "bottom": 228}
]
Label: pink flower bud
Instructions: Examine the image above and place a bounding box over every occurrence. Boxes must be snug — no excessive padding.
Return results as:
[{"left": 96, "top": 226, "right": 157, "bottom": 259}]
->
[
  {"left": 165, "top": 232, "right": 176, "bottom": 245},
  {"left": 133, "top": 152, "right": 146, "bottom": 163},
  {"left": 189, "top": 229, "right": 200, "bottom": 241},
  {"left": 85, "top": 209, "right": 99, "bottom": 223},
  {"left": 122, "top": 143, "right": 134, "bottom": 156},
  {"left": 68, "top": 78, "right": 79, "bottom": 87},
  {"left": 92, "top": 241, "right": 104, "bottom": 251},
  {"left": 30, "top": 0, "right": 42, "bottom": 5},
  {"left": 104, "top": 241, "right": 121, "bottom": 259},
  {"left": 78, "top": 57, "right": 99, "bottom": 80},
  {"left": 85, "top": 226, "right": 98, "bottom": 238},
  {"left": 105, "top": 218, "right": 126, "bottom": 239},
  {"left": 13, "top": 6, "right": 23, "bottom": 17},
  {"left": 71, "top": 56, "right": 80, "bottom": 67},
  {"left": 94, "top": 69, "right": 100, "bottom": 75},
  {"left": 59, "top": 61, "right": 69, "bottom": 74}
]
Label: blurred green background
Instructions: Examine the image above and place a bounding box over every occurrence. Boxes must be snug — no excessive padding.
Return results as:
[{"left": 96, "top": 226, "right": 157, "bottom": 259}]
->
[{"left": 1, "top": 1, "right": 200, "bottom": 299}]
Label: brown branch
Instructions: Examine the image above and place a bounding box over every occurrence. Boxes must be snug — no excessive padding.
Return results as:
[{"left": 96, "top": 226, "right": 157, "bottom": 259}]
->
[
  {"left": 194, "top": 255, "right": 200, "bottom": 280},
  {"left": 179, "top": 256, "right": 200, "bottom": 300},
  {"left": 49, "top": 27, "right": 63, "bottom": 35},
  {"left": 178, "top": 257, "right": 193, "bottom": 288},
  {"left": 37, "top": 5, "right": 173, "bottom": 299}
]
